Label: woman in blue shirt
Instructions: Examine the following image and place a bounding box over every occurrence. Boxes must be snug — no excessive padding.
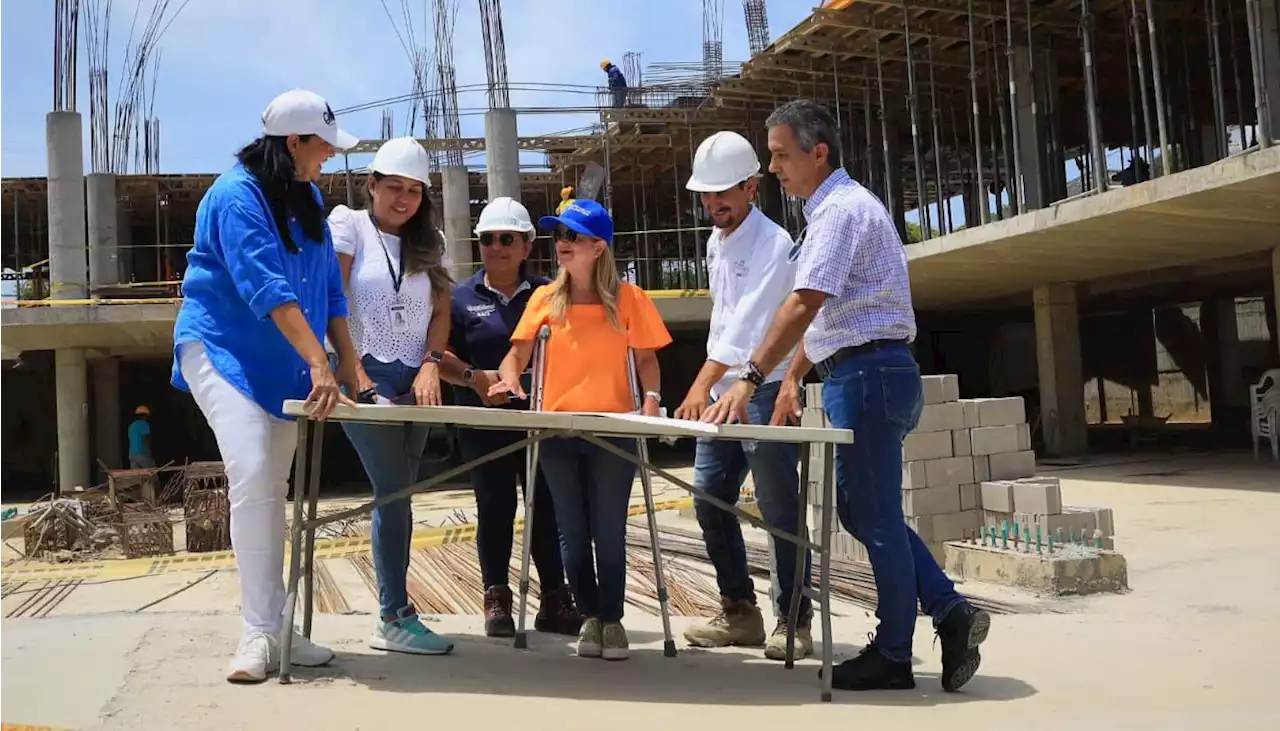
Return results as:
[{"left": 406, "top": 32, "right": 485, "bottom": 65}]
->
[
  {"left": 441, "top": 197, "right": 581, "bottom": 639},
  {"left": 172, "top": 89, "right": 360, "bottom": 684}
]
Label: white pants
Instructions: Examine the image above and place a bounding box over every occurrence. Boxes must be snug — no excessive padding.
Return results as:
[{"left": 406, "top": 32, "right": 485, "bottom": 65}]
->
[{"left": 180, "top": 342, "right": 298, "bottom": 634}]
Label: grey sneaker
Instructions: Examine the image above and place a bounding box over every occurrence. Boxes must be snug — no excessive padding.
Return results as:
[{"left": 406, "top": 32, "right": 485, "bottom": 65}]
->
[
  {"left": 577, "top": 617, "right": 603, "bottom": 658},
  {"left": 601, "top": 621, "right": 629, "bottom": 661}
]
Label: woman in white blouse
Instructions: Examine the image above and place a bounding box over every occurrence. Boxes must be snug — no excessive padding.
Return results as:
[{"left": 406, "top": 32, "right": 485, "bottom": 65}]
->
[{"left": 328, "top": 137, "right": 454, "bottom": 656}]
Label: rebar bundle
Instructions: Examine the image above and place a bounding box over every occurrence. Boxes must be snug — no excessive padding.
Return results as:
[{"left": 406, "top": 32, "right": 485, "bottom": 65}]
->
[
  {"left": 478, "top": 0, "right": 510, "bottom": 109},
  {"left": 702, "top": 0, "right": 726, "bottom": 89},
  {"left": 432, "top": 0, "right": 464, "bottom": 167},
  {"left": 742, "top": 0, "right": 769, "bottom": 57},
  {"left": 85, "top": 0, "right": 111, "bottom": 171},
  {"left": 380, "top": 108, "right": 395, "bottom": 140},
  {"left": 53, "top": 0, "right": 80, "bottom": 112}
]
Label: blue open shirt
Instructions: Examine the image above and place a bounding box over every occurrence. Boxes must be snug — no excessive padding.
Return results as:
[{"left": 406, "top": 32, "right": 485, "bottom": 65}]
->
[{"left": 171, "top": 164, "right": 348, "bottom": 419}]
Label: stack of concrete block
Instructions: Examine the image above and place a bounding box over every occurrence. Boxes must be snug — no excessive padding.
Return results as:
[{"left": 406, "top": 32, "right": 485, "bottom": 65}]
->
[{"left": 979, "top": 475, "right": 1115, "bottom": 547}]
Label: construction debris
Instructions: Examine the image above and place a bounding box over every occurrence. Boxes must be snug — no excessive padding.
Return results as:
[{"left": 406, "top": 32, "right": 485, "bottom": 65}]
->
[
  {"left": 116, "top": 505, "right": 174, "bottom": 559},
  {"left": 21, "top": 497, "right": 114, "bottom": 559}
]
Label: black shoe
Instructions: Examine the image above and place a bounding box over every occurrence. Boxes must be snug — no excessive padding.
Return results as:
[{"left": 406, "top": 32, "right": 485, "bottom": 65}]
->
[
  {"left": 823, "top": 645, "right": 916, "bottom": 691},
  {"left": 936, "top": 602, "right": 990, "bottom": 692},
  {"left": 484, "top": 585, "right": 516, "bottom": 638},
  {"left": 534, "top": 585, "right": 584, "bottom": 636}
]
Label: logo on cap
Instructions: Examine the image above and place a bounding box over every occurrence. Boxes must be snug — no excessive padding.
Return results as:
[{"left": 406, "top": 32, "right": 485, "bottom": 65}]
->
[
  {"left": 565, "top": 203, "right": 592, "bottom": 217},
  {"left": 323, "top": 103, "right": 336, "bottom": 126}
]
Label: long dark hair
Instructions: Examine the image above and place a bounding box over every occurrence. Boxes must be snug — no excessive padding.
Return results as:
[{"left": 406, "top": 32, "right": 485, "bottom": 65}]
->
[
  {"left": 366, "top": 172, "right": 453, "bottom": 302},
  {"left": 236, "top": 135, "right": 325, "bottom": 253}
]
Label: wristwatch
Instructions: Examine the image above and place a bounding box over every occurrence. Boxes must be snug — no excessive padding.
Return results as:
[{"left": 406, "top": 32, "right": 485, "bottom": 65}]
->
[
  {"left": 739, "top": 360, "right": 766, "bottom": 387},
  {"left": 423, "top": 350, "right": 444, "bottom": 365},
  {"left": 462, "top": 367, "right": 475, "bottom": 385}
]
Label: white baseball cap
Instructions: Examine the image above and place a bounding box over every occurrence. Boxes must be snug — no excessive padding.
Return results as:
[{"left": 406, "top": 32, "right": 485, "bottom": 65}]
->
[{"left": 262, "top": 89, "right": 359, "bottom": 150}]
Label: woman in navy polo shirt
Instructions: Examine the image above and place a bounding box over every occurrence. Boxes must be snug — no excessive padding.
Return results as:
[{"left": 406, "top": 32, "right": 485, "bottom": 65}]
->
[
  {"left": 441, "top": 197, "right": 580, "bottom": 638},
  {"left": 173, "top": 89, "right": 359, "bottom": 683}
]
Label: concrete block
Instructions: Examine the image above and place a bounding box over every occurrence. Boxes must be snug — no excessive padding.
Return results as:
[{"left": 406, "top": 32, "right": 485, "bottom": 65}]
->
[
  {"left": 961, "top": 400, "right": 981, "bottom": 429},
  {"left": 921, "top": 374, "right": 960, "bottom": 405},
  {"left": 951, "top": 429, "right": 971, "bottom": 457},
  {"left": 1016, "top": 423, "right": 1032, "bottom": 451},
  {"left": 972, "top": 455, "right": 990, "bottom": 481},
  {"left": 1017, "top": 507, "right": 1094, "bottom": 539},
  {"left": 1073, "top": 506, "right": 1115, "bottom": 536},
  {"left": 910, "top": 509, "right": 980, "bottom": 542},
  {"left": 959, "top": 482, "right": 980, "bottom": 511},
  {"left": 903, "top": 430, "right": 953, "bottom": 461},
  {"left": 968, "top": 425, "right": 1022, "bottom": 456},
  {"left": 944, "top": 541, "right": 1129, "bottom": 596},
  {"left": 902, "top": 461, "right": 929, "bottom": 490},
  {"left": 915, "top": 402, "right": 966, "bottom": 433},
  {"left": 923, "top": 456, "right": 975, "bottom": 488},
  {"left": 902, "top": 485, "right": 962, "bottom": 516},
  {"left": 1011, "top": 476, "right": 1063, "bottom": 514},
  {"left": 981, "top": 509, "right": 1014, "bottom": 528},
  {"left": 988, "top": 450, "right": 1037, "bottom": 480},
  {"left": 980, "top": 480, "right": 1015, "bottom": 512},
  {"left": 961, "top": 397, "right": 1026, "bottom": 427}
]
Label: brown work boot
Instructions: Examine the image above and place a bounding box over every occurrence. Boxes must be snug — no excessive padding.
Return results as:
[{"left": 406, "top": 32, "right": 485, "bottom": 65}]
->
[
  {"left": 764, "top": 612, "right": 814, "bottom": 661},
  {"left": 484, "top": 585, "right": 515, "bottom": 638},
  {"left": 683, "top": 597, "right": 766, "bottom": 647},
  {"left": 535, "top": 585, "right": 584, "bottom": 636}
]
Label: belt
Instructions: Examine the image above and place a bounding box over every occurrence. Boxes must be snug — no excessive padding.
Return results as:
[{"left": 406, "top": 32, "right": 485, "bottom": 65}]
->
[{"left": 813, "top": 339, "right": 909, "bottom": 379}]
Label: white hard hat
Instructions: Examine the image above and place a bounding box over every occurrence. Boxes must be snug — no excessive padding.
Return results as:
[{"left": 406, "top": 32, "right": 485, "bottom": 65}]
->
[
  {"left": 685, "top": 131, "right": 761, "bottom": 192},
  {"left": 475, "top": 196, "right": 534, "bottom": 234},
  {"left": 369, "top": 137, "right": 432, "bottom": 186}
]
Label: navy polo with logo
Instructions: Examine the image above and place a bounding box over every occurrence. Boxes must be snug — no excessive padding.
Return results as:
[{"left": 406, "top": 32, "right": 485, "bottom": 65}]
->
[{"left": 448, "top": 269, "right": 550, "bottom": 409}]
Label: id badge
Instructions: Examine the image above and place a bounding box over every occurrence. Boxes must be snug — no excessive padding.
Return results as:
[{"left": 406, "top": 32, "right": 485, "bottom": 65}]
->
[{"left": 388, "top": 303, "right": 410, "bottom": 334}]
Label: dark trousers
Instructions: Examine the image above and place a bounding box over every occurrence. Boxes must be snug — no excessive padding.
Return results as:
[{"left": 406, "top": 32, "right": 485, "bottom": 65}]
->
[
  {"left": 538, "top": 436, "right": 638, "bottom": 623},
  {"left": 460, "top": 428, "right": 565, "bottom": 591}
]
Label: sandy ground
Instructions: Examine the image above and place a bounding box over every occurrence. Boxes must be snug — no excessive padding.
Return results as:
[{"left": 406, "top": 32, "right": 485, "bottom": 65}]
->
[{"left": 3, "top": 452, "right": 1280, "bottom": 730}]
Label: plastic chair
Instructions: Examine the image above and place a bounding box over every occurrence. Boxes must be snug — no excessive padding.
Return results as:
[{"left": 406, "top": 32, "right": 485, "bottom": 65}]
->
[{"left": 1249, "top": 369, "right": 1280, "bottom": 462}]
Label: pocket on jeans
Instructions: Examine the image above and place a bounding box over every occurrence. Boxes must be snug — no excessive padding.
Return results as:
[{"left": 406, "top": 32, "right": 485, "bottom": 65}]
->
[{"left": 879, "top": 365, "right": 923, "bottom": 432}]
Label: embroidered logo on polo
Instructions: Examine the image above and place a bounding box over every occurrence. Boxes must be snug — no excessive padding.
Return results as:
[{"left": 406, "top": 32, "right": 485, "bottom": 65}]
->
[{"left": 467, "top": 303, "right": 497, "bottom": 318}]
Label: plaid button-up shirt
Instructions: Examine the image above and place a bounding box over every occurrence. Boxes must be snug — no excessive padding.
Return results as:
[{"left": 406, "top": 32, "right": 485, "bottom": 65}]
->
[{"left": 793, "top": 168, "right": 916, "bottom": 364}]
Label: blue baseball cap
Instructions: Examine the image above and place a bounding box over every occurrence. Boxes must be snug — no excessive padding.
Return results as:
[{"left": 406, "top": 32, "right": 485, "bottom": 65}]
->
[{"left": 538, "top": 199, "right": 614, "bottom": 245}]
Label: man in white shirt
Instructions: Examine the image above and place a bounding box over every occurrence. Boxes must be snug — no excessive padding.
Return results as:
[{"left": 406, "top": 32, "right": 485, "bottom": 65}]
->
[{"left": 673, "top": 131, "right": 811, "bottom": 661}]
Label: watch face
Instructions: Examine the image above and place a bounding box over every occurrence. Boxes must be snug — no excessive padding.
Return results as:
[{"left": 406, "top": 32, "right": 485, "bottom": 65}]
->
[{"left": 425, "top": 350, "right": 444, "bottom": 364}]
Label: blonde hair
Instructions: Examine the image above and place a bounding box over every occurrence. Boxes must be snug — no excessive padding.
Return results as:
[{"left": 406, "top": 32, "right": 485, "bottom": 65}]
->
[{"left": 547, "top": 246, "right": 622, "bottom": 329}]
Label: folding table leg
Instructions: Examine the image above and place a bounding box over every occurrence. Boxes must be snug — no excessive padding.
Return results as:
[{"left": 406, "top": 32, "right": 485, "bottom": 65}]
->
[
  {"left": 279, "top": 418, "right": 311, "bottom": 684},
  {"left": 514, "top": 434, "right": 542, "bottom": 650},
  {"left": 785, "top": 441, "right": 812, "bottom": 670},
  {"left": 636, "top": 437, "right": 676, "bottom": 657},
  {"left": 302, "top": 420, "right": 324, "bottom": 638},
  {"left": 818, "top": 443, "right": 835, "bottom": 702}
]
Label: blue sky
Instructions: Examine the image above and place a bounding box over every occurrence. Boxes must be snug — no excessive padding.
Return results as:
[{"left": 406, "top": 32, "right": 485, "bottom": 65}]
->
[{"left": 2, "top": 0, "right": 818, "bottom": 178}]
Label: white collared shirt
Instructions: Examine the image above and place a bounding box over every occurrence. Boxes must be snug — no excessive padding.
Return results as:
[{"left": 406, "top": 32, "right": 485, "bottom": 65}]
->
[{"left": 705, "top": 205, "right": 798, "bottom": 397}]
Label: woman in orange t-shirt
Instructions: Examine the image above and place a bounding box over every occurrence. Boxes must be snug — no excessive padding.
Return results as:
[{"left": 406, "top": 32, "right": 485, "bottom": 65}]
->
[{"left": 491, "top": 199, "right": 672, "bottom": 661}]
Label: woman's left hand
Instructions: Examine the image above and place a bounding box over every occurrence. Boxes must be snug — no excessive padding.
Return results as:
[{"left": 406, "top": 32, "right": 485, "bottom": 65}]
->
[
  {"left": 413, "top": 364, "right": 443, "bottom": 406},
  {"left": 642, "top": 396, "right": 661, "bottom": 417}
]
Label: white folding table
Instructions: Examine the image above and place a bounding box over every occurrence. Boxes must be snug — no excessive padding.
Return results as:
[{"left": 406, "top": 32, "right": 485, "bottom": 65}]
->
[{"left": 278, "top": 400, "right": 853, "bottom": 701}]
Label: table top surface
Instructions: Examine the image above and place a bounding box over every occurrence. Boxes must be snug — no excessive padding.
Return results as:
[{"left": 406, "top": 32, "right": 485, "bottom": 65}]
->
[{"left": 282, "top": 401, "right": 853, "bottom": 445}]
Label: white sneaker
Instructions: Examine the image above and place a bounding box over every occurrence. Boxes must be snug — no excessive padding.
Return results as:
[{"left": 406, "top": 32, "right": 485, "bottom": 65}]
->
[
  {"left": 284, "top": 630, "right": 335, "bottom": 667},
  {"left": 227, "top": 631, "right": 276, "bottom": 683}
]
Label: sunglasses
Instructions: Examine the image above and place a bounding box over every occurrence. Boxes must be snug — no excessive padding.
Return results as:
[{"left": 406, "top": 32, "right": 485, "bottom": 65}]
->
[
  {"left": 480, "top": 232, "right": 521, "bottom": 247},
  {"left": 554, "top": 226, "right": 580, "bottom": 243}
]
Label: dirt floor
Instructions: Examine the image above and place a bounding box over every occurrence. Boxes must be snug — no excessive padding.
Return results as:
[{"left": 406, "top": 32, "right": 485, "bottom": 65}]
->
[{"left": 3, "top": 451, "right": 1279, "bottom": 730}]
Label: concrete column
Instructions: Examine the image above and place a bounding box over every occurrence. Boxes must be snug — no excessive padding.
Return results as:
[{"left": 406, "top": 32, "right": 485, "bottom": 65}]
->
[
  {"left": 1202, "top": 298, "right": 1248, "bottom": 443},
  {"left": 484, "top": 108, "right": 521, "bottom": 202},
  {"left": 87, "top": 173, "right": 120, "bottom": 292},
  {"left": 1261, "top": 0, "right": 1280, "bottom": 139},
  {"left": 885, "top": 120, "right": 907, "bottom": 242},
  {"left": 47, "top": 112, "right": 87, "bottom": 300},
  {"left": 441, "top": 165, "right": 473, "bottom": 280},
  {"left": 1033, "top": 283, "right": 1088, "bottom": 456},
  {"left": 1014, "top": 48, "right": 1048, "bottom": 211},
  {"left": 92, "top": 356, "right": 122, "bottom": 471},
  {"left": 55, "top": 348, "right": 90, "bottom": 493},
  {"left": 117, "top": 206, "right": 134, "bottom": 283}
]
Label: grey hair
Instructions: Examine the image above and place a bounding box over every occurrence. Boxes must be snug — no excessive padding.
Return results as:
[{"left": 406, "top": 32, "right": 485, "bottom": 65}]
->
[{"left": 765, "top": 99, "right": 842, "bottom": 170}]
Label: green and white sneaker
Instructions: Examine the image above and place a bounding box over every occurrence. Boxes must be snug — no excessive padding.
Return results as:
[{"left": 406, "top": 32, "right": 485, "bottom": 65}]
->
[
  {"left": 577, "top": 617, "right": 603, "bottom": 658},
  {"left": 369, "top": 612, "right": 454, "bottom": 656},
  {"left": 601, "top": 621, "right": 629, "bottom": 661}
]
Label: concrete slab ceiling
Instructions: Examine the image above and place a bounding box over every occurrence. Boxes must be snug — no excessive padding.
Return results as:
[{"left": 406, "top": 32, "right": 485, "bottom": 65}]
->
[{"left": 906, "top": 146, "right": 1280, "bottom": 311}]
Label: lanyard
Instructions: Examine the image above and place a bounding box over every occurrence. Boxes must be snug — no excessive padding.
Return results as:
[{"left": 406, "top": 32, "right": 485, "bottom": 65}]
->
[{"left": 368, "top": 213, "right": 405, "bottom": 294}]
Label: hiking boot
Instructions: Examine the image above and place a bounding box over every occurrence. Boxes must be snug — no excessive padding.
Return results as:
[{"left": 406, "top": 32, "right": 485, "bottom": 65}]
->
[
  {"left": 483, "top": 585, "right": 516, "bottom": 638},
  {"left": 601, "top": 621, "right": 630, "bottom": 661},
  {"left": 763, "top": 613, "right": 813, "bottom": 661},
  {"left": 825, "top": 644, "right": 916, "bottom": 691},
  {"left": 936, "top": 601, "right": 990, "bottom": 692},
  {"left": 577, "top": 617, "right": 603, "bottom": 658},
  {"left": 683, "top": 597, "right": 766, "bottom": 647},
  {"left": 535, "top": 585, "right": 584, "bottom": 636}
]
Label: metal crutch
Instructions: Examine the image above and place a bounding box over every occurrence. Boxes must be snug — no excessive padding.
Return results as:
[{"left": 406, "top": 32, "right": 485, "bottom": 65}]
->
[
  {"left": 627, "top": 348, "right": 677, "bottom": 657},
  {"left": 514, "top": 324, "right": 551, "bottom": 649}
]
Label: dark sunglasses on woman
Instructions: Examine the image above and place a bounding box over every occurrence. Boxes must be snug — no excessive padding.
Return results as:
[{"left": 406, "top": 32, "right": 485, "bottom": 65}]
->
[
  {"left": 480, "top": 232, "right": 520, "bottom": 247},
  {"left": 554, "top": 226, "right": 579, "bottom": 242}
]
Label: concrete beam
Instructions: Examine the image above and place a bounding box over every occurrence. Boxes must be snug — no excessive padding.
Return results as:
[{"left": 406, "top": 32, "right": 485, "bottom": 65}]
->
[{"left": 1033, "top": 283, "right": 1087, "bottom": 456}]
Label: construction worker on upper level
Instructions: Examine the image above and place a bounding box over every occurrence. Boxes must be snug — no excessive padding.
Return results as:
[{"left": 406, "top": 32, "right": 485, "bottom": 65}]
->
[
  {"left": 556, "top": 185, "right": 575, "bottom": 215},
  {"left": 601, "top": 59, "right": 627, "bottom": 109}
]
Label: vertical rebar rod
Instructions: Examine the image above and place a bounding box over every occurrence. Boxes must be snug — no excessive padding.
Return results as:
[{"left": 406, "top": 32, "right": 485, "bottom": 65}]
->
[
  {"left": 986, "top": 30, "right": 1003, "bottom": 220},
  {"left": 1125, "top": 17, "right": 1143, "bottom": 171},
  {"left": 1024, "top": 0, "right": 1042, "bottom": 207},
  {"left": 831, "top": 54, "right": 843, "bottom": 140},
  {"left": 1227, "top": 0, "right": 1247, "bottom": 150},
  {"left": 928, "top": 42, "right": 947, "bottom": 234},
  {"left": 967, "top": 0, "right": 988, "bottom": 225},
  {"left": 1005, "top": 0, "right": 1022, "bottom": 214},
  {"left": 1180, "top": 19, "right": 1196, "bottom": 166},
  {"left": 1131, "top": 0, "right": 1156, "bottom": 169},
  {"left": 1081, "top": 0, "right": 1107, "bottom": 193},
  {"left": 672, "top": 147, "right": 684, "bottom": 288},
  {"left": 903, "top": 5, "right": 930, "bottom": 239},
  {"left": 1045, "top": 35, "right": 1064, "bottom": 200},
  {"left": 1245, "top": 0, "right": 1273, "bottom": 147},
  {"left": 864, "top": 76, "right": 876, "bottom": 194},
  {"left": 1207, "top": 0, "right": 1228, "bottom": 159},
  {"left": 992, "top": 24, "right": 1014, "bottom": 211},
  {"left": 875, "top": 36, "right": 895, "bottom": 218},
  {"left": 1146, "top": 0, "right": 1174, "bottom": 173},
  {"left": 950, "top": 98, "right": 964, "bottom": 229}
]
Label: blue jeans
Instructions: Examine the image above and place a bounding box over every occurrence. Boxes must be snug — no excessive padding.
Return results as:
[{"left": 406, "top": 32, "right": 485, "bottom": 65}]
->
[
  {"left": 342, "top": 355, "right": 430, "bottom": 618},
  {"left": 693, "top": 380, "right": 812, "bottom": 616},
  {"left": 821, "top": 343, "right": 962, "bottom": 663},
  {"left": 538, "top": 437, "right": 638, "bottom": 623}
]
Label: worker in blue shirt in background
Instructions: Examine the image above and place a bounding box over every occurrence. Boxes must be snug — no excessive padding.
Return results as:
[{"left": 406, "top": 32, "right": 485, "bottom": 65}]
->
[
  {"left": 601, "top": 59, "right": 628, "bottom": 108},
  {"left": 127, "top": 406, "right": 154, "bottom": 468},
  {"left": 171, "top": 88, "right": 361, "bottom": 685}
]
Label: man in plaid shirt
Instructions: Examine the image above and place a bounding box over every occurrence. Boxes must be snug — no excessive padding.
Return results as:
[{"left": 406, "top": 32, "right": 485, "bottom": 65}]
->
[{"left": 704, "top": 99, "right": 992, "bottom": 693}]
